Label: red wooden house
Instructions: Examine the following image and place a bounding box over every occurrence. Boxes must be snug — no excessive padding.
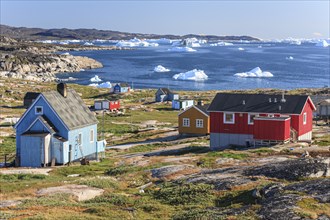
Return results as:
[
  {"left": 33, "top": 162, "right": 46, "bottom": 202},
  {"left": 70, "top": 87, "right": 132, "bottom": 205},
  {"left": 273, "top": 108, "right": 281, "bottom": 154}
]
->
[{"left": 208, "top": 93, "right": 316, "bottom": 150}]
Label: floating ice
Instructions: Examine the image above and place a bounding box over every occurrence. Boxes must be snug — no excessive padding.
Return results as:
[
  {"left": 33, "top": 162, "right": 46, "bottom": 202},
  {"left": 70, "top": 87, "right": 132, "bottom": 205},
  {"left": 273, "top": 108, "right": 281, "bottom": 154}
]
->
[
  {"left": 61, "top": 52, "right": 70, "bottom": 56},
  {"left": 168, "top": 47, "right": 196, "bottom": 52},
  {"left": 173, "top": 69, "right": 208, "bottom": 81},
  {"left": 258, "top": 45, "right": 262, "bottom": 48},
  {"left": 59, "top": 41, "right": 68, "bottom": 45},
  {"left": 315, "top": 40, "right": 329, "bottom": 47},
  {"left": 209, "top": 42, "right": 233, "bottom": 46},
  {"left": 84, "top": 42, "right": 94, "bottom": 46},
  {"left": 146, "top": 38, "right": 172, "bottom": 44},
  {"left": 286, "top": 56, "right": 294, "bottom": 60},
  {"left": 238, "top": 47, "right": 245, "bottom": 51},
  {"left": 88, "top": 81, "right": 112, "bottom": 88},
  {"left": 154, "top": 65, "right": 170, "bottom": 72},
  {"left": 234, "top": 67, "right": 273, "bottom": 78},
  {"left": 116, "top": 38, "right": 159, "bottom": 47},
  {"left": 90, "top": 75, "right": 102, "bottom": 82}
]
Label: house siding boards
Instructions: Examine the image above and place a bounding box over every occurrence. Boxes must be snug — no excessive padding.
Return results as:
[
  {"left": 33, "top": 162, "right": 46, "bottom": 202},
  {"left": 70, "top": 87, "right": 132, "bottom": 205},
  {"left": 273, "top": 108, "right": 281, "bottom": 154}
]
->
[
  {"left": 15, "top": 84, "right": 103, "bottom": 167},
  {"left": 155, "top": 88, "right": 179, "bottom": 102},
  {"left": 208, "top": 93, "right": 316, "bottom": 149},
  {"left": 178, "top": 106, "right": 209, "bottom": 135}
]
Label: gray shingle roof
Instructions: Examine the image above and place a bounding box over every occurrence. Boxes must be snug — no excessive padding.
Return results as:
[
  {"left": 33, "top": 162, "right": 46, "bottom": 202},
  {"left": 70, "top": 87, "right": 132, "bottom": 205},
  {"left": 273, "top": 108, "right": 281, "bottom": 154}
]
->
[
  {"left": 195, "top": 104, "right": 210, "bottom": 116},
  {"left": 208, "top": 93, "right": 311, "bottom": 114},
  {"left": 42, "top": 89, "right": 98, "bottom": 130}
]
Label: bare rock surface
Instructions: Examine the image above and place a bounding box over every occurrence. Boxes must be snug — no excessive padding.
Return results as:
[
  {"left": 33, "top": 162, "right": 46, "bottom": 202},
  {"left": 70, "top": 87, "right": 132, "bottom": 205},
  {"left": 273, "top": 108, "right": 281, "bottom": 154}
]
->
[
  {"left": 151, "top": 164, "right": 195, "bottom": 179},
  {"left": 36, "top": 184, "right": 104, "bottom": 201},
  {"left": 0, "top": 200, "right": 22, "bottom": 208},
  {"left": 244, "top": 158, "right": 330, "bottom": 180},
  {"left": 0, "top": 168, "right": 52, "bottom": 175}
]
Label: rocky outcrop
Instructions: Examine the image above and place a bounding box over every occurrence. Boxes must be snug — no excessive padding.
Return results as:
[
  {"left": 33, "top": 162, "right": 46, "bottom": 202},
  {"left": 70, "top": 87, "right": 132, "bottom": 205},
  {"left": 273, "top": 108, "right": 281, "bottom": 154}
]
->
[
  {"left": 244, "top": 158, "right": 330, "bottom": 180},
  {"left": 0, "top": 52, "right": 102, "bottom": 81}
]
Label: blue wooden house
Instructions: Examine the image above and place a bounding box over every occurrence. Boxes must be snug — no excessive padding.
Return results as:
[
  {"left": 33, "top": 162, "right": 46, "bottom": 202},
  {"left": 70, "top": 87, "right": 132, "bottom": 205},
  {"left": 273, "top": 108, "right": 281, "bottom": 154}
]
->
[
  {"left": 111, "top": 83, "right": 131, "bottom": 94},
  {"left": 155, "top": 88, "right": 179, "bottom": 102},
  {"left": 14, "top": 83, "right": 105, "bottom": 167}
]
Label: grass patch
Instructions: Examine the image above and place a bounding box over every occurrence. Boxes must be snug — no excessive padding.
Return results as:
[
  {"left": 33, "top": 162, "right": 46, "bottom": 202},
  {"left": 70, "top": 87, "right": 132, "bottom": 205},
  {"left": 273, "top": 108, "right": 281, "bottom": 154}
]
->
[
  {"left": 152, "top": 182, "right": 214, "bottom": 206},
  {"left": 295, "top": 198, "right": 330, "bottom": 219},
  {"left": 0, "top": 174, "right": 47, "bottom": 181},
  {"left": 172, "top": 207, "right": 224, "bottom": 220},
  {"left": 314, "top": 134, "right": 330, "bottom": 146},
  {"left": 0, "top": 136, "right": 16, "bottom": 158},
  {"left": 77, "top": 177, "right": 119, "bottom": 189},
  {"left": 216, "top": 190, "right": 256, "bottom": 208}
]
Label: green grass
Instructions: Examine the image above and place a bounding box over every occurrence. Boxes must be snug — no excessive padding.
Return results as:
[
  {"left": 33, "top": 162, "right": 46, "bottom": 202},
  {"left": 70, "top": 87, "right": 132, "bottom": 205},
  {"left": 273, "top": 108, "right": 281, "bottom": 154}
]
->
[
  {"left": 314, "top": 134, "right": 330, "bottom": 146},
  {"left": 215, "top": 190, "right": 256, "bottom": 208},
  {"left": 152, "top": 182, "right": 215, "bottom": 206},
  {"left": 0, "top": 136, "right": 16, "bottom": 158},
  {"left": 295, "top": 197, "right": 330, "bottom": 219}
]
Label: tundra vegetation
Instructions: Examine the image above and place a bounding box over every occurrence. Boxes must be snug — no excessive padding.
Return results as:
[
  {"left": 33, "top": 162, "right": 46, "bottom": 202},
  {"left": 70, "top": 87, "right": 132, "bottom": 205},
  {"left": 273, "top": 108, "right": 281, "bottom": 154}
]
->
[{"left": 0, "top": 79, "right": 329, "bottom": 219}]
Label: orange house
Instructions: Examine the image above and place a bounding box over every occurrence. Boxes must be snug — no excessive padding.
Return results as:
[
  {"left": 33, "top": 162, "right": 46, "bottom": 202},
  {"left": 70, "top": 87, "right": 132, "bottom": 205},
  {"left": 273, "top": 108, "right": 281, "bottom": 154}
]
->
[{"left": 178, "top": 104, "right": 210, "bottom": 135}]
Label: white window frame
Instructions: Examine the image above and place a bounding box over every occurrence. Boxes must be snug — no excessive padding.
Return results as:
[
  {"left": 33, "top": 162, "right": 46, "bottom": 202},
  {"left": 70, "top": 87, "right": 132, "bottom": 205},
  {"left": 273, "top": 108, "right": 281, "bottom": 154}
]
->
[
  {"left": 90, "top": 129, "right": 94, "bottom": 142},
  {"left": 183, "top": 118, "right": 190, "bottom": 127},
  {"left": 35, "top": 106, "right": 43, "bottom": 115},
  {"left": 248, "top": 114, "right": 258, "bottom": 125},
  {"left": 78, "top": 133, "right": 82, "bottom": 145},
  {"left": 303, "top": 112, "right": 307, "bottom": 125},
  {"left": 196, "top": 119, "right": 204, "bottom": 128},
  {"left": 223, "top": 112, "right": 235, "bottom": 124}
]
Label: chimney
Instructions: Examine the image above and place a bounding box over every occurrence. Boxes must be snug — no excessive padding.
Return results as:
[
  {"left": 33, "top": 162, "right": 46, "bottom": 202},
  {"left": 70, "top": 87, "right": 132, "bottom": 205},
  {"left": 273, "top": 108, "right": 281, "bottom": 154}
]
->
[
  {"left": 197, "top": 100, "right": 204, "bottom": 106},
  {"left": 281, "top": 91, "right": 286, "bottom": 103},
  {"left": 242, "top": 100, "right": 245, "bottom": 105},
  {"left": 269, "top": 98, "right": 272, "bottom": 103},
  {"left": 274, "top": 98, "right": 277, "bottom": 103},
  {"left": 57, "top": 83, "right": 67, "bottom": 98}
]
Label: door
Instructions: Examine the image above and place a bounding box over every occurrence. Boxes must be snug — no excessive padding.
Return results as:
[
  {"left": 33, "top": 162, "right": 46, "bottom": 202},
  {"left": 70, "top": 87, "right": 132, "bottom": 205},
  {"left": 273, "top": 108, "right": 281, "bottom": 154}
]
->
[{"left": 21, "top": 136, "right": 43, "bottom": 167}]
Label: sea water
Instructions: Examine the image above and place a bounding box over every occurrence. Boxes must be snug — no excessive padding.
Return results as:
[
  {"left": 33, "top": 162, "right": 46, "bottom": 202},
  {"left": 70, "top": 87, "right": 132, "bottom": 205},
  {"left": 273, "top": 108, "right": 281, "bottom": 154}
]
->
[{"left": 57, "top": 42, "right": 330, "bottom": 91}]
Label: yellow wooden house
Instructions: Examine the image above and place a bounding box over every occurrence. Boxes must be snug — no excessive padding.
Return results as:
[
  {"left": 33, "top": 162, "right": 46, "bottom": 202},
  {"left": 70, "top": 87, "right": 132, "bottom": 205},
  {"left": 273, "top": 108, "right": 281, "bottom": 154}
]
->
[{"left": 178, "top": 104, "right": 210, "bottom": 135}]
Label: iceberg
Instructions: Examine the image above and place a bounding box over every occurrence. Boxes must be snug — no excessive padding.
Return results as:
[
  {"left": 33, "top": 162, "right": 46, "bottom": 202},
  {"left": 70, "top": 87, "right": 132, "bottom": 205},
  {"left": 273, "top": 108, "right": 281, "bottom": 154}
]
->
[
  {"left": 286, "top": 56, "right": 294, "bottom": 60},
  {"left": 238, "top": 47, "right": 245, "bottom": 51},
  {"left": 234, "top": 67, "right": 273, "bottom": 78},
  {"left": 210, "top": 42, "right": 233, "bottom": 46},
  {"left": 90, "top": 75, "right": 102, "bottom": 82},
  {"left": 173, "top": 69, "right": 208, "bottom": 81},
  {"left": 116, "top": 38, "right": 159, "bottom": 47},
  {"left": 61, "top": 52, "right": 70, "bottom": 56},
  {"left": 146, "top": 38, "right": 172, "bottom": 44},
  {"left": 84, "top": 42, "right": 94, "bottom": 46},
  {"left": 154, "top": 65, "right": 170, "bottom": 72},
  {"left": 168, "top": 47, "right": 196, "bottom": 52},
  {"left": 88, "top": 81, "right": 112, "bottom": 88},
  {"left": 315, "top": 40, "right": 329, "bottom": 47}
]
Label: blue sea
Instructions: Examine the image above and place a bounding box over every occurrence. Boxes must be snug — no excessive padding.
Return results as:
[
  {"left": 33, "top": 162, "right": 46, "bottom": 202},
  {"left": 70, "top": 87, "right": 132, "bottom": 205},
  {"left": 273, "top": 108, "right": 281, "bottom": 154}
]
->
[{"left": 57, "top": 41, "right": 330, "bottom": 91}]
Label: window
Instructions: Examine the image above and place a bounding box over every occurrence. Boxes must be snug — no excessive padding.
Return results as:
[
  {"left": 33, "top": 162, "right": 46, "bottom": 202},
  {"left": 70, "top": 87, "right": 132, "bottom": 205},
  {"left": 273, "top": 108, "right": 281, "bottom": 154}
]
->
[
  {"left": 78, "top": 133, "right": 82, "bottom": 145},
  {"left": 35, "top": 106, "right": 43, "bottom": 115},
  {"left": 248, "top": 114, "right": 258, "bottom": 125},
  {"left": 303, "top": 112, "right": 307, "bottom": 125},
  {"left": 196, "top": 119, "right": 203, "bottom": 128},
  {"left": 183, "top": 118, "right": 190, "bottom": 127},
  {"left": 224, "top": 113, "right": 235, "bottom": 124},
  {"left": 90, "top": 129, "right": 94, "bottom": 142}
]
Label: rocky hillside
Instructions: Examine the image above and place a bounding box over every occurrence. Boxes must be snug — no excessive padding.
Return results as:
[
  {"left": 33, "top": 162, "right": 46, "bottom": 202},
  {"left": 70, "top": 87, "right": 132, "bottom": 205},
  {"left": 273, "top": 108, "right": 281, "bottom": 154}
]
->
[
  {"left": 0, "top": 36, "right": 114, "bottom": 81},
  {"left": 0, "top": 24, "right": 260, "bottom": 41}
]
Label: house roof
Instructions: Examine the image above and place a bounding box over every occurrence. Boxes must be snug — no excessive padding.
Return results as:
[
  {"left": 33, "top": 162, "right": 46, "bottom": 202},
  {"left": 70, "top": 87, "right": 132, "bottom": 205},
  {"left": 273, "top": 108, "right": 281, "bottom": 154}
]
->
[
  {"left": 178, "top": 104, "right": 210, "bottom": 117},
  {"left": 208, "top": 93, "right": 314, "bottom": 114},
  {"left": 42, "top": 89, "right": 98, "bottom": 130},
  {"left": 158, "top": 88, "right": 174, "bottom": 95},
  {"left": 195, "top": 104, "right": 210, "bottom": 116},
  {"left": 24, "top": 92, "right": 40, "bottom": 100},
  {"left": 38, "top": 115, "right": 58, "bottom": 133},
  {"left": 117, "top": 83, "right": 130, "bottom": 87}
]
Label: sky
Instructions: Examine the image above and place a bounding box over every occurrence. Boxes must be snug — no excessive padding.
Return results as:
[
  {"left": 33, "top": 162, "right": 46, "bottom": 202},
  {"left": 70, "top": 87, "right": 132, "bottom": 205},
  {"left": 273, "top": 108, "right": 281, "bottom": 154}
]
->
[{"left": 1, "top": 0, "right": 329, "bottom": 39}]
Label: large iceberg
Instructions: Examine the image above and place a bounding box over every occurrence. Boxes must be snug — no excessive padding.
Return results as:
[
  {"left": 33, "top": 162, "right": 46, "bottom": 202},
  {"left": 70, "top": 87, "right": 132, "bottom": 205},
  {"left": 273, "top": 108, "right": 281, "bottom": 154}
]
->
[
  {"left": 90, "top": 75, "right": 102, "bottom": 82},
  {"left": 154, "top": 65, "right": 170, "bottom": 72},
  {"left": 234, "top": 67, "right": 273, "bottom": 78},
  {"left": 173, "top": 69, "right": 208, "bottom": 81},
  {"left": 315, "top": 40, "right": 329, "bottom": 47},
  {"left": 146, "top": 38, "right": 172, "bottom": 44},
  {"left": 168, "top": 47, "right": 196, "bottom": 52},
  {"left": 88, "top": 81, "right": 112, "bottom": 88},
  {"left": 116, "top": 38, "right": 159, "bottom": 47}
]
